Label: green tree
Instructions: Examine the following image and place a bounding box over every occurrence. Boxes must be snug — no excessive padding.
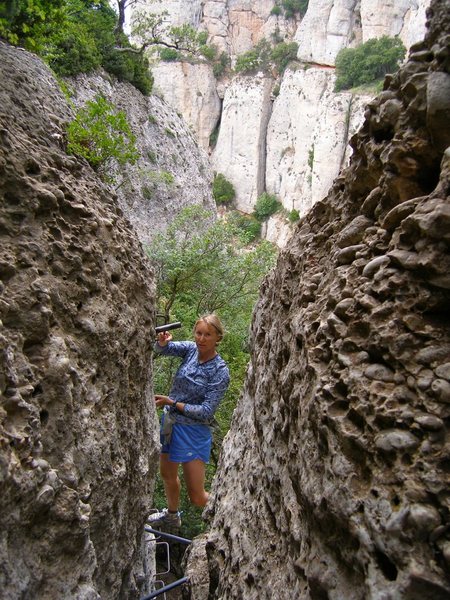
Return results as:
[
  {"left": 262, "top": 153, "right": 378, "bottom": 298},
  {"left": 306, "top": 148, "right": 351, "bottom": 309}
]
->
[
  {"left": 335, "top": 35, "right": 406, "bottom": 91},
  {"left": 212, "top": 173, "right": 235, "bottom": 206},
  {"left": 235, "top": 38, "right": 298, "bottom": 76},
  {"left": 253, "top": 192, "right": 282, "bottom": 221},
  {"left": 235, "top": 38, "right": 271, "bottom": 74},
  {"left": 147, "top": 205, "right": 277, "bottom": 536},
  {"left": 66, "top": 94, "right": 139, "bottom": 174},
  {"left": 1, "top": 0, "right": 153, "bottom": 95},
  {"left": 0, "top": 0, "right": 66, "bottom": 49},
  {"left": 270, "top": 41, "right": 298, "bottom": 75},
  {"left": 131, "top": 9, "right": 217, "bottom": 62},
  {"left": 271, "top": 0, "right": 309, "bottom": 19}
]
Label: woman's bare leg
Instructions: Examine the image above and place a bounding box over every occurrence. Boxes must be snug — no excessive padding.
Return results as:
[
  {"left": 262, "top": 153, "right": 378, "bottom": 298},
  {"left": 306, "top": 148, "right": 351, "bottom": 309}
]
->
[
  {"left": 182, "top": 459, "right": 209, "bottom": 507},
  {"left": 160, "top": 453, "right": 181, "bottom": 511}
]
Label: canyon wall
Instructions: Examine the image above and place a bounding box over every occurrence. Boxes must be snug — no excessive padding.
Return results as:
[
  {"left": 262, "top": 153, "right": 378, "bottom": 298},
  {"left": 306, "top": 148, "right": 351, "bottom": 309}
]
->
[
  {"left": 68, "top": 72, "right": 215, "bottom": 249},
  {"left": 185, "top": 0, "right": 450, "bottom": 597},
  {"left": 0, "top": 42, "right": 159, "bottom": 598},
  {"left": 141, "top": 0, "right": 428, "bottom": 245}
]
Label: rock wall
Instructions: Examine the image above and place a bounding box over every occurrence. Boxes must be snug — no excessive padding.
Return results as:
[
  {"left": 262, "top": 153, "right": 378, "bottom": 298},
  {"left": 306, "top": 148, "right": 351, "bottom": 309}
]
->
[
  {"left": 69, "top": 72, "right": 216, "bottom": 249},
  {"left": 140, "top": 0, "right": 428, "bottom": 246},
  {"left": 296, "top": 0, "right": 429, "bottom": 65},
  {"left": 0, "top": 42, "right": 159, "bottom": 599},
  {"left": 185, "top": 0, "right": 450, "bottom": 597}
]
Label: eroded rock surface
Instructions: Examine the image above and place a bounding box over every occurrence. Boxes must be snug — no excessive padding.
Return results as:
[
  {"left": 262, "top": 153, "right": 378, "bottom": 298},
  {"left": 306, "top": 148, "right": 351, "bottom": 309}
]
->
[
  {"left": 186, "top": 0, "right": 450, "bottom": 597},
  {"left": 0, "top": 42, "right": 159, "bottom": 599}
]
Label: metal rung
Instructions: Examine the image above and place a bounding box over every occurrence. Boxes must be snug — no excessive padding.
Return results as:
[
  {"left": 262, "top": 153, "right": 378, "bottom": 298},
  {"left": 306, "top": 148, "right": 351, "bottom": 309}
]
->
[{"left": 140, "top": 576, "right": 189, "bottom": 600}]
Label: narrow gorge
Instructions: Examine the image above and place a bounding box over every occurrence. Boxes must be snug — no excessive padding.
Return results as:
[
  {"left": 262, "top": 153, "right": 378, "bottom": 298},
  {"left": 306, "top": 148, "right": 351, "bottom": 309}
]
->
[{"left": 1, "top": 0, "right": 449, "bottom": 598}]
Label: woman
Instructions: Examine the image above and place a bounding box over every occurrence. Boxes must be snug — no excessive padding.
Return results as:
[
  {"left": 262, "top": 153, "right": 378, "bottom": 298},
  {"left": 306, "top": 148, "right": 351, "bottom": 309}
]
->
[{"left": 148, "top": 314, "right": 230, "bottom": 529}]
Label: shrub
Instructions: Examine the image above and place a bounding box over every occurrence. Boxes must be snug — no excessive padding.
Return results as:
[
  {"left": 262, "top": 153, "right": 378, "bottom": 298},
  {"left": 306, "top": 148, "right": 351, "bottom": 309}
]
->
[
  {"left": 253, "top": 192, "right": 282, "bottom": 221},
  {"left": 288, "top": 209, "right": 300, "bottom": 223},
  {"left": 335, "top": 35, "right": 406, "bottom": 91},
  {"left": 272, "top": 0, "right": 309, "bottom": 19},
  {"left": 213, "top": 173, "right": 235, "bottom": 206},
  {"left": 229, "top": 212, "right": 261, "bottom": 242},
  {"left": 66, "top": 95, "right": 139, "bottom": 172},
  {"left": 103, "top": 42, "right": 153, "bottom": 96},
  {"left": 235, "top": 39, "right": 271, "bottom": 74},
  {"left": 213, "top": 52, "right": 230, "bottom": 78},
  {"left": 199, "top": 44, "right": 216, "bottom": 61},
  {"left": 159, "top": 47, "right": 180, "bottom": 61},
  {"left": 2, "top": 0, "right": 153, "bottom": 96},
  {"left": 270, "top": 41, "right": 298, "bottom": 74}
]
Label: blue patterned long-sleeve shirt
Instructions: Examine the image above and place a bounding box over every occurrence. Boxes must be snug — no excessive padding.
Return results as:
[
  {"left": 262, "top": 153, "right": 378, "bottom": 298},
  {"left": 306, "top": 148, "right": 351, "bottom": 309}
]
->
[{"left": 154, "top": 341, "right": 230, "bottom": 426}]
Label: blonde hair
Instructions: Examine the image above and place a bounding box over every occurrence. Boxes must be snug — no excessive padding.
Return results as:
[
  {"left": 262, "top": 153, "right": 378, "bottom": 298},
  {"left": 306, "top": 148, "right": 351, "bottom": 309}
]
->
[{"left": 193, "top": 314, "right": 224, "bottom": 343}]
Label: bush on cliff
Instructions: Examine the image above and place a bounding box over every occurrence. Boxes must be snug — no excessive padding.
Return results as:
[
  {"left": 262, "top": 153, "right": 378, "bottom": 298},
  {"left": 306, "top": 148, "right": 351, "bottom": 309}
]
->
[
  {"left": 253, "top": 192, "right": 282, "bottom": 221},
  {"left": 235, "top": 38, "right": 298, "bottom": 76},
  {"left": 0, "top": 0, "right": 153, "bottom": 95},
  {"left": 271, "top": 0, "right": 309, "bottom": 19},
  {"left": 335, "top": 35, "right": 406, "bottom": 91},
  {"left": 66, "top": 94, "right": 139, "bottom": 174},
  {"left": 212, "top": 173, "right": 236, "bottom": 206}
]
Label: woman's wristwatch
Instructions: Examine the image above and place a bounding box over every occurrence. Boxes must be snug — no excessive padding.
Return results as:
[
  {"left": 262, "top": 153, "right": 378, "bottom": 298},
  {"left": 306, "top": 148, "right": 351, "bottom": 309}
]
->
[{"left": 173, "top": 400, "right": 178, "bottom": 410}]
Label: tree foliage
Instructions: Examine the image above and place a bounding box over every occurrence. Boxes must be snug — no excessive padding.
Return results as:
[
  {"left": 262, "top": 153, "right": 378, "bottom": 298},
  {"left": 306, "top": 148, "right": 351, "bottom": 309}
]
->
[
  {"left": 0, "top": 0, "right": 66, "bottom": 49},
  {"left": 147, "top": 205, "right": 277, "bottom": 536},
  {"left": 271, "top": 0, "right": 309, "bottom": 19},
  {"left": 235, "top": 38, "right": 298, "bottom": 76},
  {"left": 0, "top": 0, "right": 153, "bottom": 95},
  {"left": 212, "top": 173, "right": 235, "bottom": 206},
  {"left": 131, "top": 9, "right": 216, "bottom": 63},
  {"left": 253, "top": 192, "right": 282, "bottom": 221},
  {"left": 66, "top": 94, "right": 139, "bottom": 174},
  {"left": 335, "top": 35, "right": 406, "bottom": 91}
]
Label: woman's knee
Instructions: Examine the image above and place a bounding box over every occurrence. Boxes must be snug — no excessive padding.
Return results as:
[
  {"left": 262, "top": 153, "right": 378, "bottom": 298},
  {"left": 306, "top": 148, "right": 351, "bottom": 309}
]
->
[
  {"left": 187, "top": 489, "right": 208, "bottom": 507},
  {"left": 160, "top": 456, "right": 179, "bottom": 483}
]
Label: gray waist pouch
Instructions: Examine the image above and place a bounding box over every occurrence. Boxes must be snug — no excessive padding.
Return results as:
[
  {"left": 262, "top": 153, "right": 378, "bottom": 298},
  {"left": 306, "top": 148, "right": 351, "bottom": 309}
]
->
[{"left": 161, "top": 409, "right": 176, "bottom": 445}]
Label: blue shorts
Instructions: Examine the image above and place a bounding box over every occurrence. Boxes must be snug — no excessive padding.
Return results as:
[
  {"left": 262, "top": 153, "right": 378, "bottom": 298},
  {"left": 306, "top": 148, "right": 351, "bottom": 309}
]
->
[{"left": 161, "top": 422, "right": 212, "bottom": 463}]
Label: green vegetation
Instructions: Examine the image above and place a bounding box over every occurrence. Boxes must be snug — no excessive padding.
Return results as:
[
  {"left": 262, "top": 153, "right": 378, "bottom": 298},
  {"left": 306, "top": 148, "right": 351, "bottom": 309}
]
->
[
  {"left": 253, "top": 192, "right": 282, "bottom": 221},
  {"left": 235, "top": 38, "right": 298, "bottom": 76},
  {"left": 308, "top": 146, "right": 314, "bottom": 170},
  {"left": 212, "top": 173, "right": 235, "bottom": 206},
  {"left": 0, "top": 0, "right": 153, "bottom": 95},
  {"left": 288, "top": 208, "right": 300, "bottom": 223},
  {"left": 271, "top": 0, "right": 309, "bottom": 19},
  {"left": 228, "top": 211, "right": 262, "bottom": 242},
  {"left": 147, "top": 205, "right": 277, "bottom": 537},
  {"left": 335, "top": 35, "right": 406, "bottom": 91},
  {"left": 66, "top": 94, "right": 139, "bottom": 174},
  {"left": 213, "top": 51, "right": 230, "bottom": 78}
]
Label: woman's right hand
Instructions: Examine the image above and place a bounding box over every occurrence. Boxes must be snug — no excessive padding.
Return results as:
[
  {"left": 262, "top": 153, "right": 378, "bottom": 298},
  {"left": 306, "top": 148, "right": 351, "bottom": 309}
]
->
[{"left": 157, "top": 331, "right": 173, "bottom": 346}]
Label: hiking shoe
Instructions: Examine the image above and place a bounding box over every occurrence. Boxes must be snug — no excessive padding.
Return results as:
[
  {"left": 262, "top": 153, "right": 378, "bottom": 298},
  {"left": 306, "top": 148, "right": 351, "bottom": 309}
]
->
[{"left": 147, "top": 508, "right": 181, "bottom": 529}]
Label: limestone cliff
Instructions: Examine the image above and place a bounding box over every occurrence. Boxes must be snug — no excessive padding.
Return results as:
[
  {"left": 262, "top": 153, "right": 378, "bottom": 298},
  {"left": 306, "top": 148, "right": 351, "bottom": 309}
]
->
[
  {"left": 67, "top": 72, "right": 216, "bottom": 249},
  {"left": 137, "top": 0, "right": 428, "bottom": 246},
  {"left": 0, "top": 42, "right": 159, "bottom": 598},
  {"left": 185, "top": 0, "right": 450, "bottom": 597}
]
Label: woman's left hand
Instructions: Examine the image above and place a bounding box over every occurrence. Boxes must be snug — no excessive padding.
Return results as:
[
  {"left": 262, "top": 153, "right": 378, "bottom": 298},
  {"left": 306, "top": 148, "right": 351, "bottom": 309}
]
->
[{"left": 155, "top": 394, "right": 173, "bottom": 408}]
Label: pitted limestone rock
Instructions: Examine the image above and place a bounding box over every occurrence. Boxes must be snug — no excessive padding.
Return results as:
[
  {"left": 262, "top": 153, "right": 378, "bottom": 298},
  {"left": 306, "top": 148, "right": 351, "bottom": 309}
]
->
[{"left": 185, "top": 1, "right": 450, "bottom": 598}]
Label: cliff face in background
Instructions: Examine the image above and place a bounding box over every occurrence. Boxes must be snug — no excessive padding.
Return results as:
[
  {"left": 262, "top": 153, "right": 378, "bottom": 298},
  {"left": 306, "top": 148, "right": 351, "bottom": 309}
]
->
[
  {"left": 68, "top": 72, "right": 216, "bottom": 249},
  {"left": 141, "top": 0, "right": 428, "bottom": 245},
  {"left": 185, "top": 0, "right": 450, "bottom": 597},
  {"left": 0, "top": 43, "right": 159, "bottom": 599}
]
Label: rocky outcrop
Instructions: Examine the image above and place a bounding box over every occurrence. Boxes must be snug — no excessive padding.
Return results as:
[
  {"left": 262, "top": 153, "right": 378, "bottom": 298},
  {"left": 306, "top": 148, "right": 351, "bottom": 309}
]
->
[
  {"left": 151, "top": 61, "right": 221, "bottom": 150},
  {"left": 202, "top": 0, "right": 293, "bottom": 58},
  {"left": 211, "top": 74, "right": 274, "bottom": 213},
  {"left": 142, "top": 0, "right": 428, "bottom": 246},
  {"left": 69, "top": 72, "right": 216, "bottom": 249},
  {"left": 296, "top": 0, "right": 429, "bottom": 65},
  {"left": 185, "top": 0, "right": 450, "bottom": 597},
  {"left": 0, "top": 42, "right": 159, "bottom": 598}
]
